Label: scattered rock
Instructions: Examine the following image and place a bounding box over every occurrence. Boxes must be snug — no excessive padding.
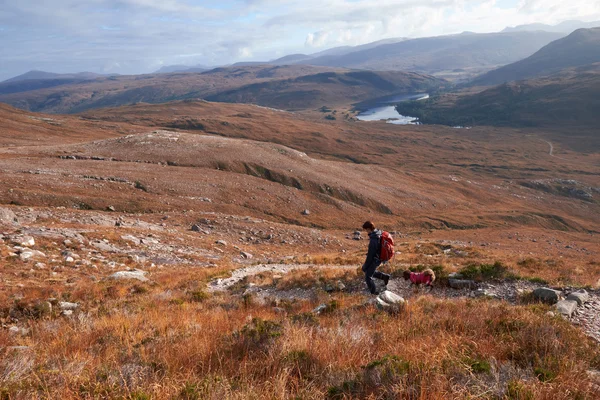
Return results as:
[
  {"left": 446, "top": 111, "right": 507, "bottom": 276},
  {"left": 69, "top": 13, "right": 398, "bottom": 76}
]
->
[
  {"left": 121, "top": 235, "right": 141, "bottom": 245},
  {"left": 0, "top": 207, "right": 18, "bottom": 225},
  {"left": 19, "top": 249, "right": 46, "bottom": 261},
  {"left": 567, "top": 289, "right": 590, "bottom": 306},
  {"left": 34, "top": 262, "right": 46, "bottom": 269},
  {"left": 62, "top": 310, "right": 74, "bottom": 316},
  {"left": 448, "top": 272, "right": 465, "bottom": 279},
  {"left": 301, "top": 209, "right": 310, "bottom": 216},
  {"left": 59, "top": 301, "right": 79, "bottom": 311},
  {"left": 312, "top": 304, "right": 327, "bottom": 314},
  {"left": 556, "top": 300, "right": 578, "bottom": 318},
  {"left": 13, "top": 236, "right": 35, "bottom": 247},
  {"left": 241, "top": 252, "right": 253, "bottom": 259},
  {"left": 448, "top": 279, "right": 477, "bottom": 290},
  {"left": 191, "top": 224, "right": 201, "bottom": 232},
  {"left": 546, "top": 311, "right": 556, "bottom": 317},
  {"left": 108, "top": 269, "right": 149, "bottom": 282},
  {"left": 8, "top": 326, "right": 29, "bottom": 336},
  {"left": 336, "top": 281, "right": 346, "bottom": 291},
  {"left": 216, "top": 240, "right": 227, "bottom": 246},
  {"left": 353, "top": 231, "right": 362, "bottom": 240},
  {"left": 533, "top": 287, "right": 562, "bottom": 304},
  {"left": 107, "top": 206, "right": 116, "bottom": 212}
]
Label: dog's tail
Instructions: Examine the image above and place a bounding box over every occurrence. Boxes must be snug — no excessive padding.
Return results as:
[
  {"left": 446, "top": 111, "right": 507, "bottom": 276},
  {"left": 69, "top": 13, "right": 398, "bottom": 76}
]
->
[{"left": 423, "top": 268, "right": 436, "bottom": 283}]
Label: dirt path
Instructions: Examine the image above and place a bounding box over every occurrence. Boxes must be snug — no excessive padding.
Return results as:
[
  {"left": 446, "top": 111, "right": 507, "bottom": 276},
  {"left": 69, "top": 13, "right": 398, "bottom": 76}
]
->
[{"left": 209, "top": 264, "right": 600, "bottom": 342}]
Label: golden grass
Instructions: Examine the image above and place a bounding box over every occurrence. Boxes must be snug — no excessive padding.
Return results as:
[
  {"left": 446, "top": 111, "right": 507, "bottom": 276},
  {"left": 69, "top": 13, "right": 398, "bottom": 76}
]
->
[{"left": 2, "top": 266, "right": 600, "bottom": 399}]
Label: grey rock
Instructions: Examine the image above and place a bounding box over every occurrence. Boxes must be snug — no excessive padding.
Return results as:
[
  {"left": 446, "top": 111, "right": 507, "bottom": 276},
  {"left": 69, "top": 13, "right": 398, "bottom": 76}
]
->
[
  {"left": 449, "top": 279, "right": 477, "bottom": 290},
  {"left": 241, "top": 252, "right": 253, "bottom": 259},
  {"left": 109, "top": 269, "right": 149, "bottom": 282},
  {"left": 8, "top": 326, "right": 29, "bottom": 336},
  {"left": 336, "top": 281, "right": 346, "bottom": 291},
  {"left": 301, "top": 209, "right": 310, "bottom": 216},
  {"left": 19, "top": 249, "right": 46, "bottom": 261},
  {"left": 59, "top": 301, "right": 79, "bottom": 311},
  {"left": 567, "top": 289, "right": 590, "bottom": 306},
  {"left": 107, "top": 206, "right": 116, "bottom": 212},
  {"left": 312, "top": 304, "right": 327, "bottom": 314},
  {"left": 0, "top": 207, "right": 18, "bottom": 225},
  {"left": 62, "top": 310, "right": 74, "bottom": 316},
  {"left": 533, "top": 287, "right": 562, "bottom": 304},
  {"left": 13, "top": 236, "right": 35, "bottom": 247},
  {"left": 191, "top": 224, "right": 201, "bottom": 232},
  {"left": 556, "top": 300, "right": 578, "bottom": 318},
  {"left": 448, "top": 272, "right": 464, "bottom": 279},
  {"left": 216, "top": 240, "right": 227, "bottom": 246},
  {"left": 376, "top": 291, "right": 406, "bottom": 313},
  {"left": 121, "top": 235, "right": 141, "bottom": 245}
]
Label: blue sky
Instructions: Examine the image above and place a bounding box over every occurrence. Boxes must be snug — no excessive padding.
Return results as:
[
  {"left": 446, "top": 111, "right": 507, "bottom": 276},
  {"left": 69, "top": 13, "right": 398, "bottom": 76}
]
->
[{"left": 0, "top": 0, "right": 599, "bottom": 80}]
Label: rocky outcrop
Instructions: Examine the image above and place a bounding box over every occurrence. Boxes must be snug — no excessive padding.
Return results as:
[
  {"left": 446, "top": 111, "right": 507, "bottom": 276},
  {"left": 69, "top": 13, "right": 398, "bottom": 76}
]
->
[
  {"left": 109, "top": 269, "right": 149, "bottom": 282},
  {"left": 567, "top": 289, "right": 590, "bottom": 306},
  {"left": 556, "top": 300, "right": 578, "bottom": 318}
]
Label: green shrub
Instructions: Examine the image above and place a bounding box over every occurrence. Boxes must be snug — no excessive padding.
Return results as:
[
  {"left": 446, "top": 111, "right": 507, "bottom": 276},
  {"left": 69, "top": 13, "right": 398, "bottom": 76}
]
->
[
  {"left": 189, "top": 290, "right": 209, "bottom": 302},
  {"left": 460, "top": 261, "right": 508, "bottom": 281},
  {"left": 506, "top": 380, "right": 534, "bottom": 400}
]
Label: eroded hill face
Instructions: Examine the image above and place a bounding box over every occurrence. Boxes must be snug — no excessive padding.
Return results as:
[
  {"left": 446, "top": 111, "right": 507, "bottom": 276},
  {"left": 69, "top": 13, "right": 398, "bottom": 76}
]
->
[{"left": 1, "top": 101, "right": 598, "bottom": 233}]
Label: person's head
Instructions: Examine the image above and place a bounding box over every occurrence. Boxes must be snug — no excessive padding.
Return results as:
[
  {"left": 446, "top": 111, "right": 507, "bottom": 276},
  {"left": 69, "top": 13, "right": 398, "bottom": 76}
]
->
[
  {"left": 362, "top": 220, "right": 375, "bottom": 233},
  {"left": 403, "top": 270, "right": 411, "bottom": 280}
]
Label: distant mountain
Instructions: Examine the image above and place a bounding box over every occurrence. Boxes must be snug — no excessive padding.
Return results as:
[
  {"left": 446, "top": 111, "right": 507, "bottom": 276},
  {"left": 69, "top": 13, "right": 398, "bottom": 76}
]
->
[
  {"left": 291, "top": 31, "right": 565, "bottom": 76},
  {"left": 154, "top": 64, "right": 209, "bottom": 74},
  {"left": 4, "top": 70, "right": 103, "bottom": 83},
  {"left": 472, "top": 27, "right": 600, "bottom": 86},
  {"left": 0, "top": 70, "right": 107, "bottom": 96},
  {"left": 395, "top": 63, "right": 600, "bottom": 130},
  {"left": 503, "top": 20, "right": 600, "bottom": 33},
  {"left": 0, "top": 64, "right": 444, "bottom": 114}
]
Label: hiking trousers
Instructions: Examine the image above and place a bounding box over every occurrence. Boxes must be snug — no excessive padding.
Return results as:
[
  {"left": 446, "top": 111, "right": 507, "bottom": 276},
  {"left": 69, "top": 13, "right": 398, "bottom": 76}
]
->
[{"left": 363, "top": 261, "right": 390, "bottom": 294}]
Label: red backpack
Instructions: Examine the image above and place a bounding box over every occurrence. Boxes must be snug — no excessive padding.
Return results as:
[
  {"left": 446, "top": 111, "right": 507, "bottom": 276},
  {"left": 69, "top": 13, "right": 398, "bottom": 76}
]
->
[{"left": 379, "top": 231, "right": 395, "bottom": 262}]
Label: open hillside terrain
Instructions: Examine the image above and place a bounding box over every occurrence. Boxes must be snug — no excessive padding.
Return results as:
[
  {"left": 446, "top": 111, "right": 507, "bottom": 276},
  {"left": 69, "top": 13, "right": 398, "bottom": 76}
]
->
[
  {"left": 0, "top": 65, "right": 444, "bottom": 114},
  {"left": 473, "top": 27, "right": 600, "bottom": 86},
  {"left": 1, "top": 100, "right": 599, "bottom": 398},
  {"left": 396, "top": 63, "right": 600, "bottom": 134}
]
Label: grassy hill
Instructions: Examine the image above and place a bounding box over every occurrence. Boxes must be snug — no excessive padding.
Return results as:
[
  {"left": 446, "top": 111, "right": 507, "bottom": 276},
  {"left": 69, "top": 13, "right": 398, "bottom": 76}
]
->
[{"left": 473, "top": 27, "right": 600, "bottom": 86}]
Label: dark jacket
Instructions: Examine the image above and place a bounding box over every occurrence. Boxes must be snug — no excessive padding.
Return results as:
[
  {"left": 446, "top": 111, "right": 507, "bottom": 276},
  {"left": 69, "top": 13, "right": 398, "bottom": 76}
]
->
[{"left": 362, "top": 229, "right": 382, "bottom": 271}]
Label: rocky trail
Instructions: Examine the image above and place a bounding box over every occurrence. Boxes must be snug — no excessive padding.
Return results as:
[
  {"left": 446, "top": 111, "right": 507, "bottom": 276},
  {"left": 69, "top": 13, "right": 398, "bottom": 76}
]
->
[{"left": 208, "top": 263, "right": 600, "bottom": 342}]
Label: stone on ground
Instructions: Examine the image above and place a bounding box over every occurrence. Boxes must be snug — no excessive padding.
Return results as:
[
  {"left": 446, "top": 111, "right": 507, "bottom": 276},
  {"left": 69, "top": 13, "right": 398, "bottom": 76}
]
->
[
  {"left": 59, "top": 301, "right": 79, "bottom": 311},
  {"left": 0, "top": 207, "right": 18, "bottom": 225},
  {"left": 376, "top": 290, "right": 406, "bottom": 313},
  {"left": 109, "top": 269, "right": 149, "bottom": 282},
  {"left": 533, "top": 287, "right": 562, "bottom": 304},
  {"left": 556, "top": 300, "right": 578, "bottom": 318},
  {"left": 567, "top": 289, "right": 590, "bottom": 306},
  {"left": 448, "top": 279, "right": 477, "bottom": 290}
]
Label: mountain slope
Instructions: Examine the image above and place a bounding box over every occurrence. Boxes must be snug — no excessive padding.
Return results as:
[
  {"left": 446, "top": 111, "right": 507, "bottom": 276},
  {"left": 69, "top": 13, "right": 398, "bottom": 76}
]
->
[
  {"left": 205, "top": 70, "right": 443, "bottom": 110},
  {"left": 0, "top": 65, "right": 443, "bottom": 113},
  {"left": 295, "top": 31, "right": 565, "bottom": 75},
  {"left": 396, "top": 63, "right": 600, "bottom": 131},
  {"left": 3, "top": 70, "right": 103, "bottom": 83},
  {"left": 473, "top": 27, "right": 600, "bottom": 86},
  {"left": 502, "top": 20, "right": 600, "bottom": 33}
]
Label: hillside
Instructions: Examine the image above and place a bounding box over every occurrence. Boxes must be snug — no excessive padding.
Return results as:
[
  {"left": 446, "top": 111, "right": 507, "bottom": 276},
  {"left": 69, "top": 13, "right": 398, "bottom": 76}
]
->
[
  {"left": 3, "top": 70, "right": 103, "bottom": 83},
  {"left": 396, "top": 63, "right": 600, "bottom": 133},
  {"left": 0, "top": 65, "right": 444, "bottom": 114},
  {"left": 473, "top": 27, "right": 600, "bottom": 85},
  {"left": 1, "top": 101, "right": 600, "bottom": 398},
  {"left": 294, "top": 31, "right": 564, "bottom": 79}
]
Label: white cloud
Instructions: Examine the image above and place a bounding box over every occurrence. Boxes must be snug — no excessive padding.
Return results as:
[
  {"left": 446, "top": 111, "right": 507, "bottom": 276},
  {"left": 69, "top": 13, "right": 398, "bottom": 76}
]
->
[{"left": 0, "top": 0, "right": 599, "bottom": 79}]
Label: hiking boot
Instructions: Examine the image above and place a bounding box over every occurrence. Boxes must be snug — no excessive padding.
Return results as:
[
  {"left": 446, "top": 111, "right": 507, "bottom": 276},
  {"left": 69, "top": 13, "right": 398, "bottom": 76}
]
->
[{"left": 383, "top": 275, "right": 390, "bottom": 286}]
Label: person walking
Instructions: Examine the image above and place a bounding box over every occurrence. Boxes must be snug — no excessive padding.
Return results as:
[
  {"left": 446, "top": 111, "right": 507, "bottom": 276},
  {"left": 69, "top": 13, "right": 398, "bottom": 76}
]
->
[{"left": 361, "top": 221, "right": 391, "bottom": 294}]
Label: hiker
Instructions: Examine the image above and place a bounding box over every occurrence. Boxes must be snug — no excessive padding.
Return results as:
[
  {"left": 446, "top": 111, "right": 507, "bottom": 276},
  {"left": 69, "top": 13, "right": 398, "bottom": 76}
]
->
[{"left": 361, "top": 221, "right": 391, "bottom": 295}]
